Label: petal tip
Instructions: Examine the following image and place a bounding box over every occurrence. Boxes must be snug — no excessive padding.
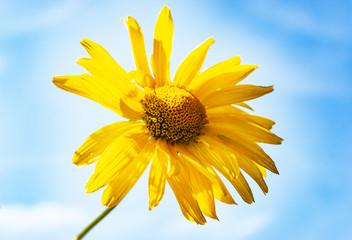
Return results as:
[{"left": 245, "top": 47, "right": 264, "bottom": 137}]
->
[
  {"left": 161, "top": 6, "right": 171, "bottom": 12},
  {"left": 80, "top": 38, "right": 92, "bottom": 47},
  {"left": 52, "top": 76, "right": 58, "bottom": 84},
  {"left": 272, "top": 166, "right": 279, "bottom": 175},
  {"left": 52, "top": 76, "right": 65, "bottom": 87}
]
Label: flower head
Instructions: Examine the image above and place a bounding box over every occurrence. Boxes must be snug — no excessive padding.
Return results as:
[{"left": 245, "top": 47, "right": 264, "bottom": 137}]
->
[{"left": 53, "top": 6, "right": 282, "bottom": 224}]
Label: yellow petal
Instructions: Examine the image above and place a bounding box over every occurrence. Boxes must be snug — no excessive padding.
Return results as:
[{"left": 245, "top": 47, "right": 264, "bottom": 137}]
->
[
  {"left": 208, "top": 119, "right": 282, "bottom": 145},
  {"left": 152, "top": 6, "right": 173, "bottom": 87},
  {"left": 102, "top": 138, "right": 156, "bottom": 207},
  {"left": 196, "top": 142, "right": 238, "bottom": 204},
  {"left": 154, "top": 6, "right": 173, "bottom": 60},
  {"left": 167, "top": 167, "right": 207, "bottom": 225},
  {"left": 148, "top": 140, "right": 168, "bottom": 210},
  {"left": 189, "top": 56, "right": 241, "bottom": 91},
  {"left": 236, "top": 154, "right": 268, "bottom": 194},
  {"left": 183, "top": 143, "right": 237, "bottom": 205},
  {"left": 85, "top": 127, "right": 149, "bottom": 193},
  {"left": 173, "top": 37, "right": 215, "bottom": 88},
  {"left": 52, "top": 74, "right": 94, "bottom": 101},
  {"left": 203, "top": 85, "right": 274, "bottom": 109},
  {"left": 158, "top": 139, "right": 182, "bottom": 177},
  {"left": 128, "top": 70, "right": 155, "bottom": 89},
  {"left": 77, "top": 45, "right": 144, "bottom": 119},
  {"left": 75, "top": 58, "right": 102, "bottom": 79},
  {"left": 188, "top": 166, "right": 218, "bottom": 219},
  {"left": 119, "top": 97, "right": 143, "bottom": 120},
  {"left": 207, "top": 105, "right": 276, "bottom": 130},
  {"left": 205, "top": 128, "right": 279, "bottom": 174},
  {"left": 256, "top": 163, "right": 267, "bottom": 177},
  {"left": 248, "top": 115, "right": 275, "bottom": 131},
  {"left": 231, "top": 171, "right": 255, "bottom": 204},
  {"left": 73, "top": 121, "right": 142, "bottom": 166},
  {"left": 234, "top": 102, "right": 253, "bottom": 111},
  {"left": 54, "top": 72, "right": 142, "bottom": 120},
  {"left": 196, "top": 136, "right": 240, "bottom": 179},
  {"left": 212, "top": 183, "right": 236, "bottom": 205},
  {"left": 190, "top": 60, "right": 258, "bottom": 99},
  {"left": 79, "top": 39, "right": 138, "bottom": 97},
  {"left": 192, "top": 137, "right": 254, "bottom": 203},
  {"left": 180, "top": 144, "right": 235, "bottom": 192},
  {"left": 122, "top": 16, "right": 152, "bottom": 77},
  {"left": 53, "top": 74, "right": 138, "bottom": 119}
]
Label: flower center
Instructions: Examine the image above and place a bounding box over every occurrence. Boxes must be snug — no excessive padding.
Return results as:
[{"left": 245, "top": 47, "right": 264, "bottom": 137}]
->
[{"left": 141, "top": 86, "right": 208, "bottom": 144}]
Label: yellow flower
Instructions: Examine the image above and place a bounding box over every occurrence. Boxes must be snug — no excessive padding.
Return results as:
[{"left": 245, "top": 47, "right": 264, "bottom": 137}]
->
[{"left": 53, "top": 6, "right": 282, "bottom": 224}]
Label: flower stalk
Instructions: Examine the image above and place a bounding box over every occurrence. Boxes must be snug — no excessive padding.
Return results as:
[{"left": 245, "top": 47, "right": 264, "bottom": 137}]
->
[{"left": 74, "top": 206, "right": 116, "bottom": 240}]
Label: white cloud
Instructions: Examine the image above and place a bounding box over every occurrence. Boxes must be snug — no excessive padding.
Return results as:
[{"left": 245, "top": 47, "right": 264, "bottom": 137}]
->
[
  {"left": 0, "top": 202, "right": 90, "bottom": 239},
  {"left": 161, "top": 211, "right": 274, "bottom": 240}
]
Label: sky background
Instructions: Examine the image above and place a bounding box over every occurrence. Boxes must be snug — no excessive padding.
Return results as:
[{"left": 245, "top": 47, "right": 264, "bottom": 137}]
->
[{"left": 1, "top": 0, "right": 351, "bottom": 239}]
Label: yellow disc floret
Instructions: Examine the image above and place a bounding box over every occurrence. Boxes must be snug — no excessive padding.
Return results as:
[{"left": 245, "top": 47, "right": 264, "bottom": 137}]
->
[{"left": 141, "top": 86, "right": 208, "bottom": 144}]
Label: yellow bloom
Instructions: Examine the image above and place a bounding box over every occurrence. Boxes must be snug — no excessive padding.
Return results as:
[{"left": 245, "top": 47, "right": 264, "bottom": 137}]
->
[{"left": 53, "top": 6, "right": 282, "bottom": 224}]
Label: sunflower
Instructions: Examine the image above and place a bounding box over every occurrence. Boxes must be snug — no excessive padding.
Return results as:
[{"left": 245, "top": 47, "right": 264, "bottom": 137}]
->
[{"left": 53, "top": 6, "right": 282, "bottom": 224}]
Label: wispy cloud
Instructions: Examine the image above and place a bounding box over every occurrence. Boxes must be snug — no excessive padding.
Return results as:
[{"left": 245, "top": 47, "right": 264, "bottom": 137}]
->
[
  {"left": 0, "top": 202, "right": 90, "bottom": 239},
  {"left": 161, "top": 211, "right": 274, "bottom": 240}
]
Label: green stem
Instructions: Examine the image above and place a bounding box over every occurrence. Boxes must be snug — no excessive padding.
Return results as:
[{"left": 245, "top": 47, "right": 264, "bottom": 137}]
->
[{"left": 73, "top": 206, "right": 116, "bottom": 240}]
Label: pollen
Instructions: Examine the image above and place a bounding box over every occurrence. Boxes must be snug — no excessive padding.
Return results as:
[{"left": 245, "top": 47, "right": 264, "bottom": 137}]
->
[{"left": 141, "top": 86, "right": 208, "bottom": 144}]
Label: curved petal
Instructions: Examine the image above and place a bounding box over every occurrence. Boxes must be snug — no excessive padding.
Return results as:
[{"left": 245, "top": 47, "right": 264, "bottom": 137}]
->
[
  {"left": 199, "top": 135, "right": 254, "bottom": 203},
  {"left": 256, "top": 163, "right": 267, "bottom": 177},
  {"left": 167, "top": 166, "right": 207, "bottom": 225},
  {"left": 188, "top": 166, "right": 218, "bottom": 219},
  {"left": 163, "top": 142, "right": 182, "bottom": 177},
  {"left": 203, "top": 85, "right": 274, "bottom": 109},
  {"left": 191, "top": 142, "right": 236, "bottom": 205},
  {"left": 122, "top": 16, "right": 152, "bottom": 77},
  {"left": 179, "top": 144, "right": 237, "bottom": 193},
  {"left": 182, "top": 144, "right": 236, "bottom": 212},
  {"left": 148, "top": 139, "right": 168, "bottom": 210},
  {"left": 192, "top": 64, "right": 258, "bottom": 101},
  {"left": 53, "top": 74, "right": 142, "bottom": 119},
  {"left": 204, "top": 127, "right": 279, "bottom": 174},
  {"left": 208, "top": 119, "right": 282, "bottom": 145},
  {"left": 128, "top": 70, "right": 155, "bottom": 89},
  {"left": 79, "top": 39, "right": 140, "bottom": 98},
  {"left": 207, "top": 105, "right": 276, "bottom": 130},
  {"left": 190, "top": 56, "right": 241, "bottom": 90},
  {"left": 173, "top": 37, "right": 215, "bottom": 89},
  {"left": 236, "top": 153, "right": 268, "bottom": 194},
  {"left": 73, "top": 121, "right": 144, "bottom": 166},
  {"left": 52, "top": 74, "right": 94, "bottom": 101},
  {"left": 85, "top": 128, "right": 150, "bottom": 193},
  {"left": 102, "top": 138, "right": 156, "bottom": 207},
  {"left": 152, "top": 6, "right": 173, "bottom": 87},
  {"left": 196, "top": 136, "right": 240, "bottom": 179},
  {"left": 231, "top": 171, "right": 255, "bottom": 204},
  {"left": 120, "top": 97, "right": 143, "bottom": 120},
  {"left": 234, "top": 102, "right": 253, "bottom": 111},
  {"left": 78, "top": 40, "right": 144, "bottom": 119}
]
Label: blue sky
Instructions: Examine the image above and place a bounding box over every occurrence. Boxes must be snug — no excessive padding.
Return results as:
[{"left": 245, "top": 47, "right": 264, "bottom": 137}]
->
[{"left": 0, "top": 0, "right": 351, "bottom": 239}]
